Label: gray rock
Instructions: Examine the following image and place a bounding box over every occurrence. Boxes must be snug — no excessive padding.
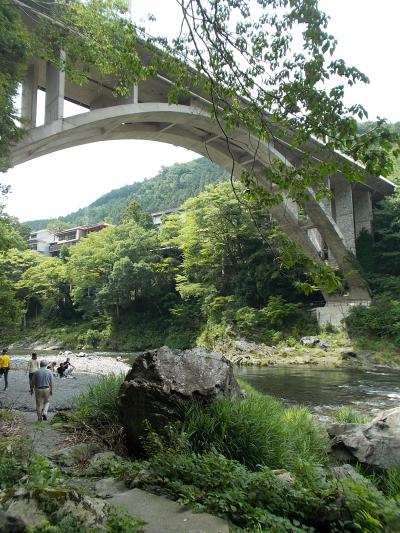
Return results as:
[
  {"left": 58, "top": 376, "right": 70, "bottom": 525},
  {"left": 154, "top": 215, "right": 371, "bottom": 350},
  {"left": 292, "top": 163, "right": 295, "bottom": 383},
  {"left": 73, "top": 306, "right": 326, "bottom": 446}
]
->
[
  {"left": 300, "top": 336, "right": 320, "bottom": 346},
  {"left": 330, "top": 464, "right": 365, "bottom": 481},
  {"left": 235, "top": 339, "right": 259, "bottom": 352},
  {"left": 90, "top": 451, "right": 119, "bottom": 466},
  {"left": 110, "top": 488, "right": 229, "bottom": 533},
  {"left": 0, "top": 512, "right": 27, "bottom": 533},
  {"left": 271, "top": 469, "right": 295, "bottom": 484},
  {"left": 6, "top": 500, "right": 46, "bottom": 528},
  {"left": 319, "top": 340, "right": 331, "bottom": 351},
  {"left": 118, "top": 346, "right": 241, "bottom": 452},
  {"left": 329, "top": 407, "right": 400, "bottom": 468},
  {"left": 50, "top": 442, "right": 103, "bottom": 466},
  {"left": 340, "top": 348, "right": 358, "bottom": 359},
  {"left": 95, "top": 477, "right": 127, "bottom": 498},
  {"left": 56, "top": 496, "right": 107, "bottom": 528}
]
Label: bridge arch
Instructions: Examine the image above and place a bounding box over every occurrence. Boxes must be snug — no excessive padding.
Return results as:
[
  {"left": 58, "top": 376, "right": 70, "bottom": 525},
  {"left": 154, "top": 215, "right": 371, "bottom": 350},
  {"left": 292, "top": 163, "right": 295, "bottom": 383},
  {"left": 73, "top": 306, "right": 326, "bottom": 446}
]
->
[{"left": 12, "top": 102, "right": 374, "bottom": 304}]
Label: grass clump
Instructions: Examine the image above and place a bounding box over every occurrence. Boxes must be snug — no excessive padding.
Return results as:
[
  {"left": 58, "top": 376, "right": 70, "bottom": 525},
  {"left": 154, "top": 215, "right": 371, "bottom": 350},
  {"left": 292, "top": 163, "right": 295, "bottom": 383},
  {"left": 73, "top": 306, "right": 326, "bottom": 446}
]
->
[
  {"left": 73, "top": 373, "right": 125, "bottom": 426},
  {"left": 333, "top": 406, "right": 372, "bottom": 424},
  {"left": 182, "top": 381, "right": 327, "bottom": 475}
]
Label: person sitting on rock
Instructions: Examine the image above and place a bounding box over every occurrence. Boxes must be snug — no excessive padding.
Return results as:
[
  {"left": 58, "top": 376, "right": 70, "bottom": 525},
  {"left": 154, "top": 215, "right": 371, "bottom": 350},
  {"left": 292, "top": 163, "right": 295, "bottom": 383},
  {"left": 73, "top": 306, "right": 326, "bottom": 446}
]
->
[{"left": 57, "top": 362, "right": 66, "bottom": 378}]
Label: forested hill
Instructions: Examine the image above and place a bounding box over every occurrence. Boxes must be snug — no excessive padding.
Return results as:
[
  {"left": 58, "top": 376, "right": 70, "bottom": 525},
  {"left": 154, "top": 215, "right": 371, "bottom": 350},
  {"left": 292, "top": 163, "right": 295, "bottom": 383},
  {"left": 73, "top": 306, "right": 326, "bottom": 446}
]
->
[{"left": 27, "top": 158, "right": 228, "bottom": 230}]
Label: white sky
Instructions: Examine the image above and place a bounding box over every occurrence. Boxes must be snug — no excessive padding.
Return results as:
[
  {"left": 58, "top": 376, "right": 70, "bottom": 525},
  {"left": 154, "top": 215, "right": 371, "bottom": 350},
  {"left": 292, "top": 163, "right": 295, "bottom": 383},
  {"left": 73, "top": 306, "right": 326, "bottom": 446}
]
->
[{"left": 4, "top": 0, "right": 400, "bottom": 222}]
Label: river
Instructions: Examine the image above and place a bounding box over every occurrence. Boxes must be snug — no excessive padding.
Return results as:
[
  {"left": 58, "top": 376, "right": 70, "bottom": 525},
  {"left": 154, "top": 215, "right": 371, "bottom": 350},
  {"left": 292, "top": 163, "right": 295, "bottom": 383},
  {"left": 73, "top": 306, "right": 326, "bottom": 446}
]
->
[{"left": 236, "top": 366, "right": 400, "bottom": 417}]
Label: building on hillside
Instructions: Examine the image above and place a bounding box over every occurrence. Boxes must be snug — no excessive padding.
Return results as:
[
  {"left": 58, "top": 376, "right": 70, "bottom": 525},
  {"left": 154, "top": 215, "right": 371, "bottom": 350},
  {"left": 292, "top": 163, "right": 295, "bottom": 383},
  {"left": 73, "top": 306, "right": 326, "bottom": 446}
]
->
[
  {"left": 151, "top": 209, "right": 184, "bottom": 226},
  {"left": 29, "top": 224, "right": 109, "bottom": 256},
  {"left": 49, "top": 224, "right": 109, "bottom": 256},
  {"left": 28, "top": 229, "right": 55, "bottom": 255}
]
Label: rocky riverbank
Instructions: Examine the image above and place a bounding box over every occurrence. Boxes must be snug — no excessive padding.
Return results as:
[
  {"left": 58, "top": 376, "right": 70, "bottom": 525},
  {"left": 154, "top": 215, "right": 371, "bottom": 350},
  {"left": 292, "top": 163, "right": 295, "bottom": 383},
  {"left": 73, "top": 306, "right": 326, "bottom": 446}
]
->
[
  {"left": 218, "top": 336, "right": 400, "bottom": 369},
  {"left": 8, "top": 333, "right": 400, "bottom": 370}
]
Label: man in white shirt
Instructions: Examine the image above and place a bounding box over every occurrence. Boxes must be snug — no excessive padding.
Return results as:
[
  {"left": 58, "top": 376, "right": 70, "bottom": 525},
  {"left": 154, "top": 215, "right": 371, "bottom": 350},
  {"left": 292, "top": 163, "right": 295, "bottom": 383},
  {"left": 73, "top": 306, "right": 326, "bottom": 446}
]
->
[{"left": 27, "top": 352, "right": 39, "bottom": 388}]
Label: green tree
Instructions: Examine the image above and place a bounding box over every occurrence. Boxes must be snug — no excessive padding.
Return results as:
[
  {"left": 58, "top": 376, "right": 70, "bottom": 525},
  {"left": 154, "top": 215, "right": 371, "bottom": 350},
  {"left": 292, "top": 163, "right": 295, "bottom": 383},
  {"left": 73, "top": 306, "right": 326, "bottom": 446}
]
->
[
  {"left": 0, "top": 3, "right": 29, "bottom": 171},
  {"left": 16, "top": 257, "right": 69, "bottom": 321},
  {"left": 120, "top": 201, "right": 153, "bottom": 228},
  {"left": 47, "top": 220, "right": 70, "bottom": 233},
  {"left": 67, "top": 222, "right": 174, "bottom": 321}
]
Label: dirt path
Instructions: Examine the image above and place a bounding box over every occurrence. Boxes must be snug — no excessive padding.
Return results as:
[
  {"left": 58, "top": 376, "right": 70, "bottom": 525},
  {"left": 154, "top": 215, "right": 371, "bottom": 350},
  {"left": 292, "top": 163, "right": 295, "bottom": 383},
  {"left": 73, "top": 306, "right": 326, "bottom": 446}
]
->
[{"left": 21, "top": 411, "right": 68, "bottom": 457}]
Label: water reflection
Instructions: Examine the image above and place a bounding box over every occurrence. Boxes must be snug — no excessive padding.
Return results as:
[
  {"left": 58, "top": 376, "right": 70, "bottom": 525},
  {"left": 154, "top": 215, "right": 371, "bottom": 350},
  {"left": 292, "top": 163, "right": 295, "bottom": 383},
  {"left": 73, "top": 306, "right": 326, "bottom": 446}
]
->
[{"left": 235, "top": 366, "right": 400, "bottom": 415}]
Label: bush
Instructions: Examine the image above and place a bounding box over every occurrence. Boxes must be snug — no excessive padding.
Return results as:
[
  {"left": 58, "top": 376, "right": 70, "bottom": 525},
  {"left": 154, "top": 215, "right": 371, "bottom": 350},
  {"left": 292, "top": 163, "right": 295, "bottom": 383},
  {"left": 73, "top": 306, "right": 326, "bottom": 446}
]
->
[
  {"left": 182, "top": 382, "right": 327, "bottom": 475},
  {"left": 346, "top": 295, "right": 400, "bottom": 347}
]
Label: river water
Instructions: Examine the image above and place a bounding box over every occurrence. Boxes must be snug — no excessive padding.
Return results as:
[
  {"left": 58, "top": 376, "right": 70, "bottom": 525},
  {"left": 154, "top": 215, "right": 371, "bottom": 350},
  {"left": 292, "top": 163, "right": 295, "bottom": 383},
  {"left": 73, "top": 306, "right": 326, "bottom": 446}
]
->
[{"left": 236, "top": 366, "right": 400, "bottom": 416}]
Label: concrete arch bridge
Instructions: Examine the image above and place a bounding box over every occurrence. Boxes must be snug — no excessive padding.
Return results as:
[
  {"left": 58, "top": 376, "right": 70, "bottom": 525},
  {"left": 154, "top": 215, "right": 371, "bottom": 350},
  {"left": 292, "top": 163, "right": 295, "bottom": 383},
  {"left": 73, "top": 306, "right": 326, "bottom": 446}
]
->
[{"left": 11, "top": 39, "right": 394, "bottom": 325}]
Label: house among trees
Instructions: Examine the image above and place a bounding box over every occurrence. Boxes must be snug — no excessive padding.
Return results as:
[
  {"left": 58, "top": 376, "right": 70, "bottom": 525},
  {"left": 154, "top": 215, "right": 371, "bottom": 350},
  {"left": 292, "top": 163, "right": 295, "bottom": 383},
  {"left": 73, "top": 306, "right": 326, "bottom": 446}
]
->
[{"left": 28, "top": 224, "right": 109, "bottom": 256}]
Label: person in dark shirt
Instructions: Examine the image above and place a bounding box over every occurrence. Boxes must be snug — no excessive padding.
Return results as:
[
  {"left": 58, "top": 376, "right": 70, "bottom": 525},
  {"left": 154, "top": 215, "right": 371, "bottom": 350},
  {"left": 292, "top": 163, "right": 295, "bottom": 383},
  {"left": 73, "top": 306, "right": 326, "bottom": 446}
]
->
[{"left": 57, "top": 363, "right": 66, "bottom": 378}]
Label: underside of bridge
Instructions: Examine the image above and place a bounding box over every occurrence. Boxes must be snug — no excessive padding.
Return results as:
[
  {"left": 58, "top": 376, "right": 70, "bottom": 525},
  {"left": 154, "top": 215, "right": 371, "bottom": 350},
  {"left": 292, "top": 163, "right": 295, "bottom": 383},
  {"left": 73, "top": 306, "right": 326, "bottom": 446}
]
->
[{"left": 12, "top": 49, "right": 395, "bottom": 326}]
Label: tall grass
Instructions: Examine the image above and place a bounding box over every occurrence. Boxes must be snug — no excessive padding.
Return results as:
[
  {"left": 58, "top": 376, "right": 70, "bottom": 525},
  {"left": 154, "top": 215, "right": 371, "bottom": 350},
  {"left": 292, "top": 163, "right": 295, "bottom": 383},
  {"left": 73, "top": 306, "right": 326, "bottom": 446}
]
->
[
  {"left": 182, "top": 381, "right": 327, "bottom": 473},
  {"left": 73, "top": 373, "right": 125, "bottom": 425},
  {"left": 333, "top": 406, "right": 371, "bottom": 424}
]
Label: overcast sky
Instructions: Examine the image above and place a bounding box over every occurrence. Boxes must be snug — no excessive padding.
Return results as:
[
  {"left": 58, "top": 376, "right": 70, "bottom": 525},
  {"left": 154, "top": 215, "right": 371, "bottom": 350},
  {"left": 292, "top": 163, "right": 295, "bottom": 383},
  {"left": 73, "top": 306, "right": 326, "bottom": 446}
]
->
[{"left": 4, "top": 0, "right": 400, "bottom": 222}]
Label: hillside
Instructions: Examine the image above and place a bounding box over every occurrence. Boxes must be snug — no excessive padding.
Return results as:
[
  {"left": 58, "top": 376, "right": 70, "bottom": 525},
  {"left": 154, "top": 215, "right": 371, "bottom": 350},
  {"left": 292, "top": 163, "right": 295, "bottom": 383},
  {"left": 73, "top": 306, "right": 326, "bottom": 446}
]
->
[{"left": 27, "top": 158, "right": 228, "bottom": 230}]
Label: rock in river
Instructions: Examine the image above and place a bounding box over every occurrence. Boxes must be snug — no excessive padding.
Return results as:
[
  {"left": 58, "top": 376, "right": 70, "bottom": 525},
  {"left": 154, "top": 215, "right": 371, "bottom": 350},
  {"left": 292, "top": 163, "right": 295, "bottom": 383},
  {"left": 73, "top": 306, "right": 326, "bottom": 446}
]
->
[
  {"left": 118, "top": 346, "right": 241, "bottom": 452},
  {"left": 328, "top": 407, "right": 400, "bottom": 468}
]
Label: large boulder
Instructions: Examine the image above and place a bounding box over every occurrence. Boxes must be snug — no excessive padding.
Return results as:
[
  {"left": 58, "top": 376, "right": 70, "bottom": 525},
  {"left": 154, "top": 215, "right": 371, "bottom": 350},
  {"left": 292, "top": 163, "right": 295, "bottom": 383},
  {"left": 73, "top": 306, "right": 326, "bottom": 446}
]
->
[
  {"left": 118, "top": 346, "right": 241, "bottom": 451},
  {"left": 328, "top": 407, "right": 400, "bottom": 468}
]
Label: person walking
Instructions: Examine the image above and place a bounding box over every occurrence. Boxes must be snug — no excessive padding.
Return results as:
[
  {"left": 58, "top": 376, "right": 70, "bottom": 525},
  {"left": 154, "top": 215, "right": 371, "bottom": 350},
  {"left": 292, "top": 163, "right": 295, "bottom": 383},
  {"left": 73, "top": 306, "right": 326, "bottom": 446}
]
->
[
  {"left": 27, "top": 352, "right": 39, "bottom": 388},
  {"left": 30, "top": 360, "right": 54, "bottom": 421},
  {"left": 0, "top": 348, "right": 11, "bottom": 391}
]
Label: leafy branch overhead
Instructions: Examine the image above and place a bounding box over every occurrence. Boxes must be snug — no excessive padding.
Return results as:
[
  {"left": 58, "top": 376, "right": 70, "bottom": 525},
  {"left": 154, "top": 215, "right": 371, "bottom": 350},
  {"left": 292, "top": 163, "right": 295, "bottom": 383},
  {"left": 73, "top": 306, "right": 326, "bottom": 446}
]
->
[{"left": 149, "top": 0, "right": 400, "bottom": 191}]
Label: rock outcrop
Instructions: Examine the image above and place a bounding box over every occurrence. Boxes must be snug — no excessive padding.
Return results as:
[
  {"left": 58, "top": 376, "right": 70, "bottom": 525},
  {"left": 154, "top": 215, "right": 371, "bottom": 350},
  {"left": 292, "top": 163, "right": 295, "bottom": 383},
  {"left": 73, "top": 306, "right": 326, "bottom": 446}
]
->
[
  {"left": 328, "top": 407, "right": 400, "bottom": 468},
  {"left": 118, "top": 346, "right": 241, "bottom": 451}
]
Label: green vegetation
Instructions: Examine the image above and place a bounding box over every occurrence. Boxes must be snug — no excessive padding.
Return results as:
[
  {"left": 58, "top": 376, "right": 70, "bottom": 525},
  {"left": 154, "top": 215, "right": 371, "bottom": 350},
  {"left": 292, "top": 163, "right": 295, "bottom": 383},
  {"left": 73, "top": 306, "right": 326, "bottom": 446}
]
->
[
  {"left": 183, "top": 382, "right": 326, "bottom": 474},
  {"left": 0, "top": 409, "right": 143, "bottom": 532},
  {"left": 333, "top": 406, "right": 372, "bottom": 425},
  {"left": 4, "top": 179, "right": 323, "bottom": 351},
  {"left": 66, "top": 379, "right": 400, "bottom": 533},
  {"left": 345, "top": 125, "right": 400, "bottom": 355}
]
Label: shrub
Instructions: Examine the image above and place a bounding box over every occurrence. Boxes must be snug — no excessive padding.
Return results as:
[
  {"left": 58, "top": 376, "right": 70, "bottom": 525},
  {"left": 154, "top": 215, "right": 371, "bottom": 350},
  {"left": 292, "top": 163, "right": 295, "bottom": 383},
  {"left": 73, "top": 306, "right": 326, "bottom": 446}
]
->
[
  {"left": 0, "top": 455, "right": 23, "bottom": 489},
  {"left": 346, "top": 295, "right": 400, "bottom": 347},
  {"left": 182, "top": 383, "right": 327, "bottom": 475}
]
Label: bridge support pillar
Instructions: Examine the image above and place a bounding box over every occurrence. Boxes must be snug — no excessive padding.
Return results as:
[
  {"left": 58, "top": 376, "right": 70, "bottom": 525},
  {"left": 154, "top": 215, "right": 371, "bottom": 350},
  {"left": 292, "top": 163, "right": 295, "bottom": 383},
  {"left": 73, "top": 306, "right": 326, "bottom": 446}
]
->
[
  {"left": 353, "top": 185, "right": 373, "bottom": 237},
  {"left": 21, "top": 63, "right": 39, "bottom": 128},
  {"left": 312, "top": 300, "right": 370, "bottom": 327},
  {"left": 45, "top": 53, "right": 65, "bottom": 124},
  {"left": 332, "top": 179, "right": 356, "bottom": 254}
]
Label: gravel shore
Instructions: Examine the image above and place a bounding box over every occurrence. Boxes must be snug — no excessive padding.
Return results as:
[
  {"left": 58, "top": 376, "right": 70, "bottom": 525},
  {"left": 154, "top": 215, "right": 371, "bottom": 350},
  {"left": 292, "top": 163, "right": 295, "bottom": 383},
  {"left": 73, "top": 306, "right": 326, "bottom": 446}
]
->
[{"left": 0, "top": 355, "right": 131, "bottom": 413}]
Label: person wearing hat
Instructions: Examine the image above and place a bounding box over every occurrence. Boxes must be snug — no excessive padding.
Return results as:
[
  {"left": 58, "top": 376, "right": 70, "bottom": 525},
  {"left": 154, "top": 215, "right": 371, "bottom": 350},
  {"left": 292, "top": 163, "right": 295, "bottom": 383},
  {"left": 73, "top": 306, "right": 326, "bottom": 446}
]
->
[
  {"left": 0, "top": 348, "right": 11, "bottom": 390},
  {"left": 30, "top": 360, "right": 54, "bottom": 421}
]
